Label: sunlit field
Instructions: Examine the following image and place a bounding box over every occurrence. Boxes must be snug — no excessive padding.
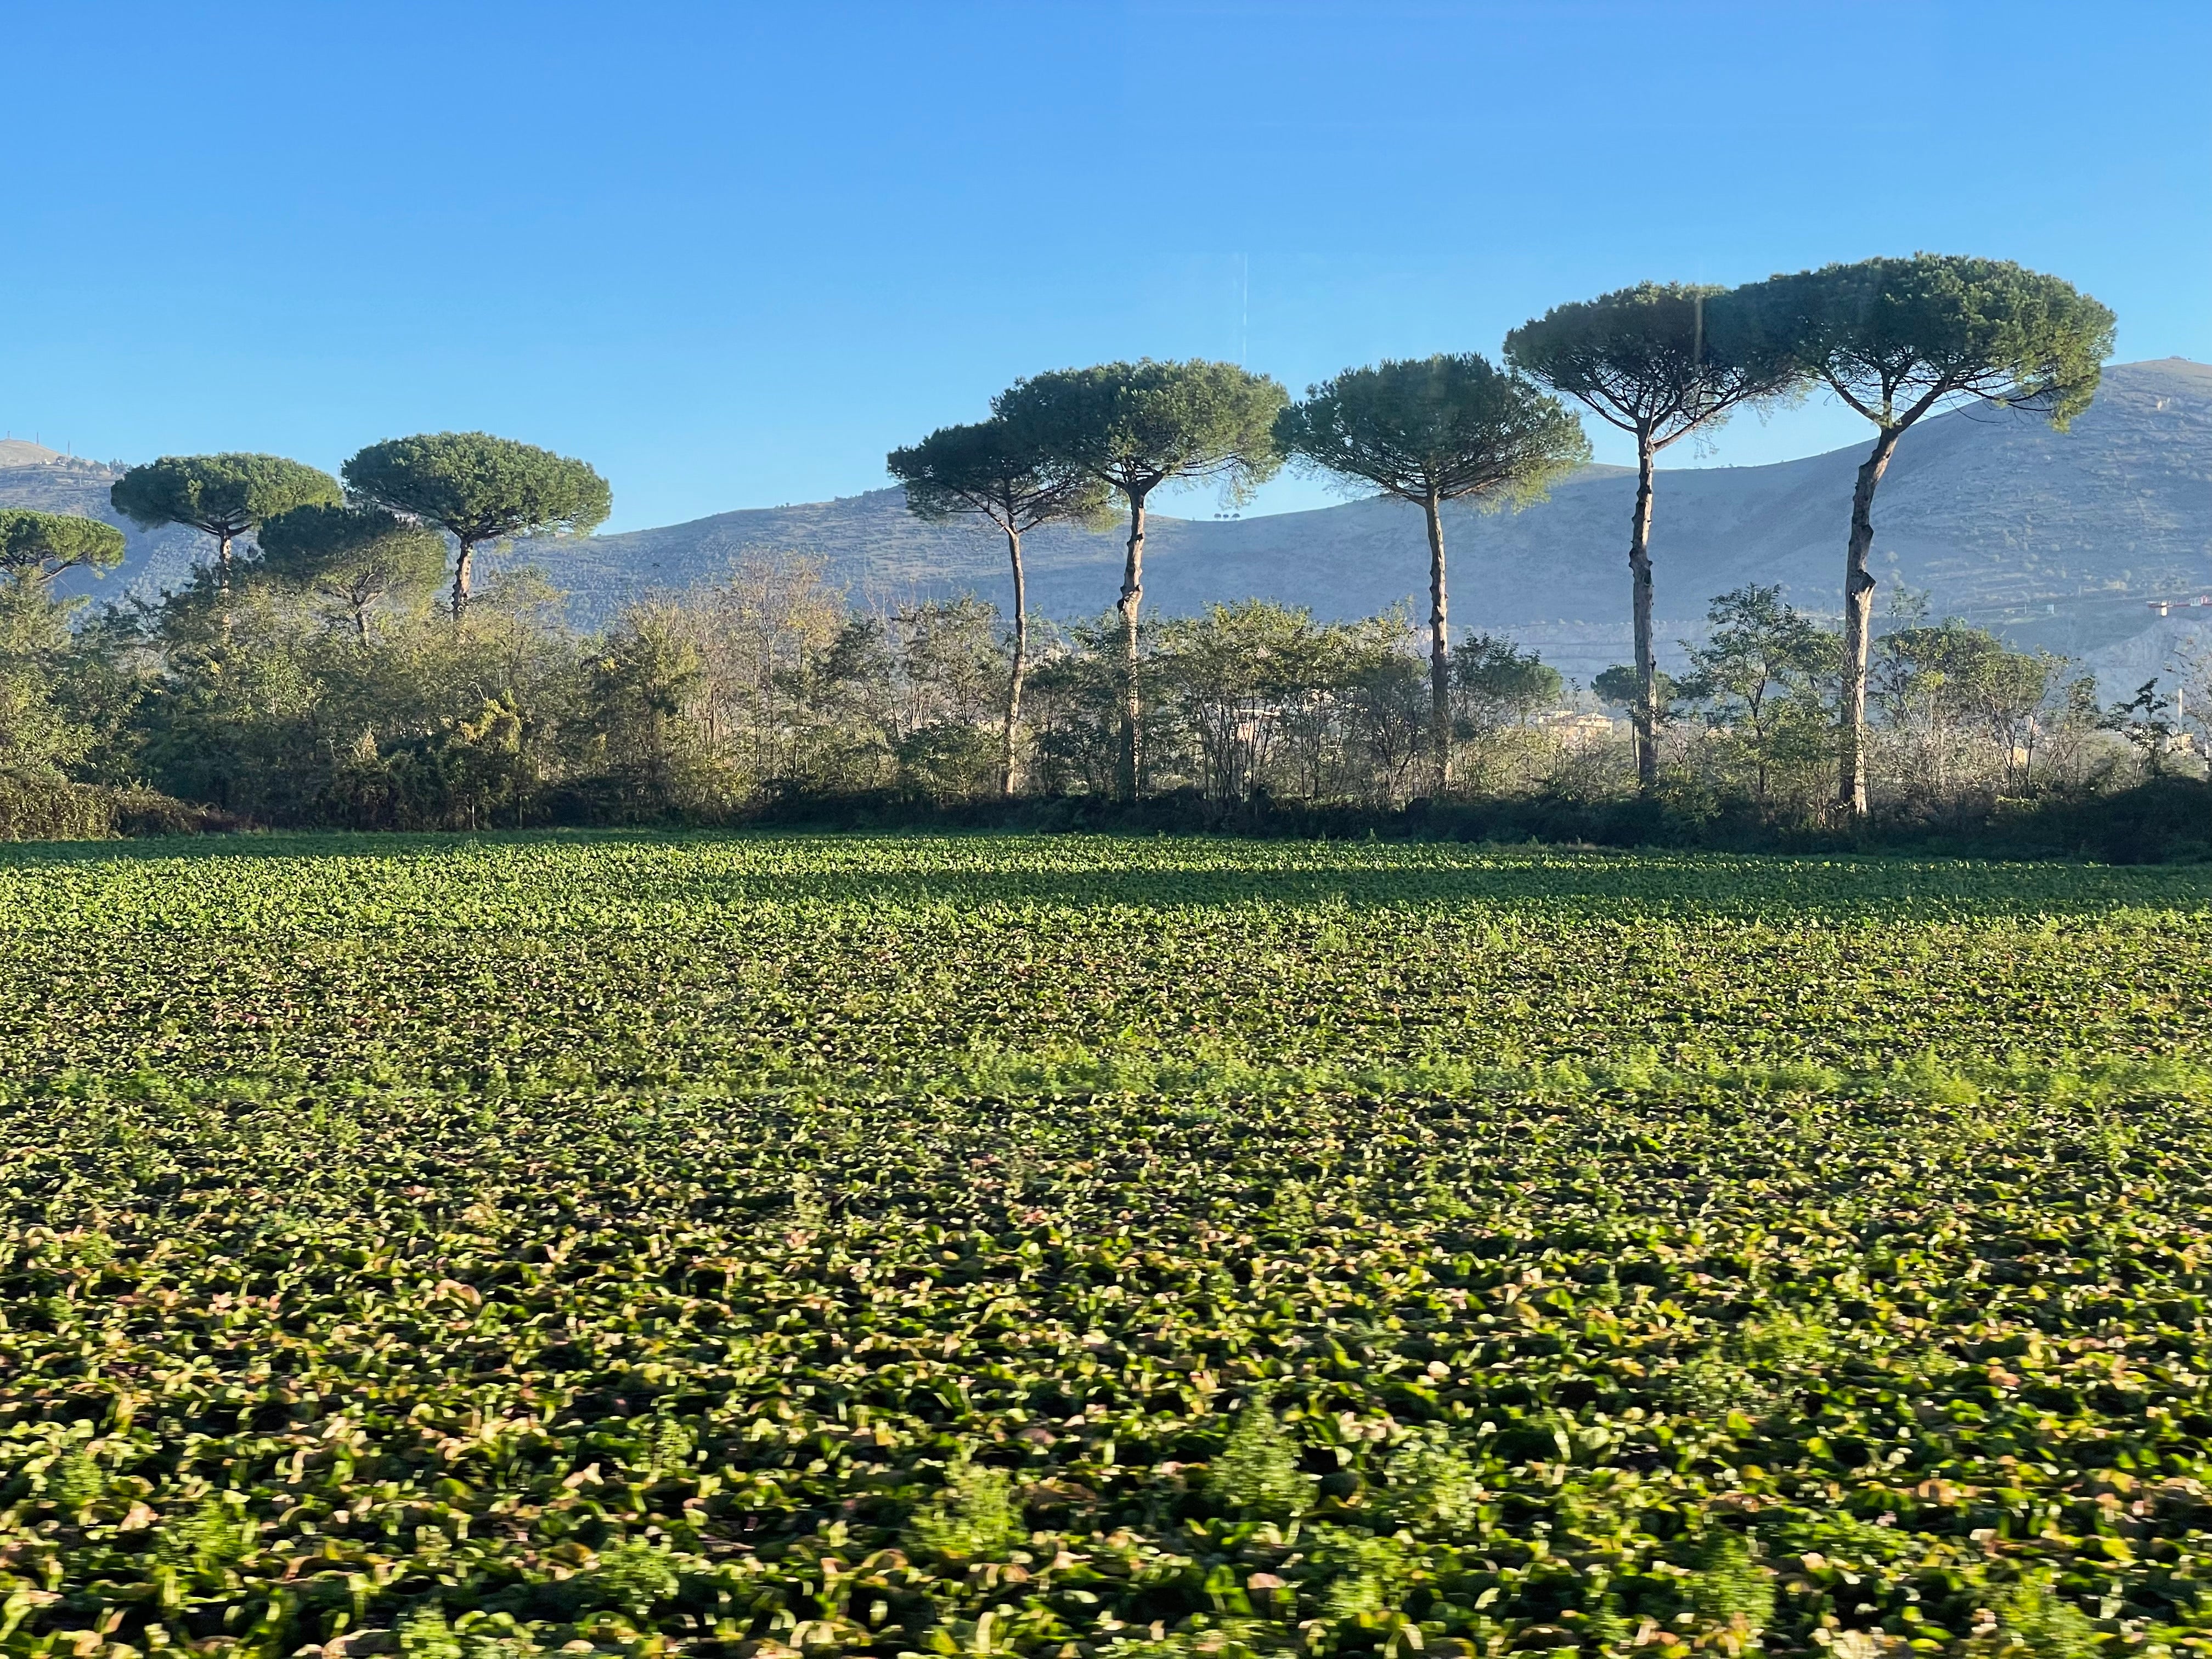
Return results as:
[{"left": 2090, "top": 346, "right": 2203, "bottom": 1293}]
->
[{"left": 5, "top": 833, "right": 2212, "bottom": 1659}]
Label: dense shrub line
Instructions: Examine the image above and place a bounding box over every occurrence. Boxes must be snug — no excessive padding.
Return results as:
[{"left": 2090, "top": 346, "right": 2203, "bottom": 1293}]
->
[{"left": 4, "top": 550, "right": 2202, "bottom": 853}]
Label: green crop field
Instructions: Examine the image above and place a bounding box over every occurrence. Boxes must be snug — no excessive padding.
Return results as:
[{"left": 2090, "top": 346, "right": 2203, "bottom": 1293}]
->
[{"left": 6, "top": 834, "right": 2212, "bottom": 1659}]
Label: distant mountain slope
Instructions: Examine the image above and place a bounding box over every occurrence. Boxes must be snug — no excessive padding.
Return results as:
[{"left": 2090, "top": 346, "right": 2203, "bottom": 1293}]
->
[
  {"left": 0, "top": 442, "right": 204, "bottom": 600},
  {"left": 492, "top": 358, "right": 2212, "bottom": 685},
  {"left": 9, "top": 360, "right": 2209, "bottom": 689}
]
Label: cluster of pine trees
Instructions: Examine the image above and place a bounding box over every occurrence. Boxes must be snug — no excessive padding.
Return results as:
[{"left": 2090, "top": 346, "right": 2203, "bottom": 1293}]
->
[
  {"left": 3, "top": 249, "right": 2166, "bottom": 841},
  {"left": 889, "top": 253, "right": 2114, "bottom": 817}
]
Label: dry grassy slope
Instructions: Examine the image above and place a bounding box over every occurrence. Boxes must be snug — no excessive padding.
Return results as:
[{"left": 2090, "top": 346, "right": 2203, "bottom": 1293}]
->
[{"left": 8, "top": 360, "right": 2208, "bottom": 689}]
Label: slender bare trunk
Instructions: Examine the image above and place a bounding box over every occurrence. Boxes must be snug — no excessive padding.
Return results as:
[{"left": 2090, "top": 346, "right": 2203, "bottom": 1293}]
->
[
  {"left": 1838, "top": 426, "right": 1904, "bottom": 819},
  {"left": 1424, "top": 489, "right": 1451, "bottom": 794},
  {"left": 1750, "top": 690, "right": 1770, "bottom": 808},
  {"left": 452, "top": 538, "right": 474, "bottom": 620},
  {"left": 1629, "top": 431, "right": 1658, "bottom": 792},
  {"left": 216, "top": 530, "right": 233, "bottom": 640},
  {"left": 354, "top": 605, "right": 370, "bottom": 641},
  {"left": 1116, "top": 489, "right": 1149, "bottom": 802},
  {"left": 1003, "top": 524, "right": 1027, "bottom": 797}
]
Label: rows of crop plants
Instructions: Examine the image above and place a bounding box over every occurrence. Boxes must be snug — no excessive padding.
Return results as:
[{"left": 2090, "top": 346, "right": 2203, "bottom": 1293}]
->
[{"left": 3, "top": 834, "right": 2212, "bottom": 1659}]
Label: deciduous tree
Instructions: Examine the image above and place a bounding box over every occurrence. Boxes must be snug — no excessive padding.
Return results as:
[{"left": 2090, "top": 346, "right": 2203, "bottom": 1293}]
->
[
  {"left": 887, "top": 418, "right": 1109, "bottom": 793},
  {"left": 0, "top": 514, "right": 131, "bottom": 784},
  {"left": 256, "top": 503, "right": 451, "bottom": 639},
  {"left": 1678, "top": 584, "right": 1839, "bottom": 806},
  {"left": 342, "top": 433, "right": 611, "bottom": 619},
  {"left": 1276, "top": 354, "right": 1587, "bottom": 791},
  {"left": 995, "top": 360, "right": 1284, "bottom": 800},
  {"left": 1873, "top": 617, "right": 2062, "bottom": 795},
  {"left": 1722, "top": 255, "right": 2113, "bottom": 817},
  {"left": 1506, "top": 284, "right": 1799, "bottom": 789},
  {"left": 1151, "top": 600, "right": 1331, "bottom": 803},
  {"left": 1454, "top": 632, "right": 1562, "bottom": 735}
]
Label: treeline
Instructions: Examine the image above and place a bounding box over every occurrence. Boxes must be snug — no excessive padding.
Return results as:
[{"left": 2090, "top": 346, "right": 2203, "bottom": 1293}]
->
[
  {"left": 3, "top": 247, "right": 2191, "bottom": 846},
  {"left": 889, "top": 252, "right": 2115, "bottom": 820},
  {"left": 1, "top": 530, "right": 2199, "bottom": 843}
]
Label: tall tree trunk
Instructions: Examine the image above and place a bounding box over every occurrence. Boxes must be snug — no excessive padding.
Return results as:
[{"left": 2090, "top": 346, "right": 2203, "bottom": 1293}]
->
[
  {"left": 216, "top": 529, "right": 233, "bottom": 640},
  {"left": 1629, "top": 430, "right": 1658, "bottom": 792},
  {"left": 1002, "top": 524, "right": 1027, "bottom": 797},
  {"left": 1116, "top": 489, "right": 1149, "bottom": 803},
  {"left": 451, "top": 539, "right": 473, "bottom": 620},
  {"left": 1750, "top": 693, "right": 1769, "bottom": 808},
  {"left": 1424, "top": 489, "right": 1451, "bottom": 795},
  {"left": 1838, "top": 425, "right": 1904, "bottom": 819}
]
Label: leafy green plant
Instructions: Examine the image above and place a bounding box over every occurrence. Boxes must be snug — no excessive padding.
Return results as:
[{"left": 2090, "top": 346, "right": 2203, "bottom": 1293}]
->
[
  {"left": 400, "top": 1606, "right": 466, "bottom": 1659},
  {"left": 643, "top": 1415, "right": 694, "bottom": 1476},
  {"left": 49, "top": 1451, "right": 104, "bottom": 1519},
  {"left": 1310, "top": 1526, "right": 1412, "bottom": 1621},
  {"left": 1214, "top": 1401, "right": 1312, "bottom": 1520},
  {"left": 906, "top": 1460, "right": 1022, "bottom": 1560},
  {"left": 1689, "top": 1530, "right": 1774, "bottom": 1645},
  {"left": 1990, "top": 1573, "right": 2096, "bottom": 1659},
  {"left": 1675, "top": 1306, "right": 1836, "bottom": 1418},
  {"left": 155, "top": 1498, "right": 253, "bottom": 1579},
  {"left": 1379, "top": 1426, "right": 1481, "bottom": 1533},
  {"left": 585, "top": 1542, "right": 682, "bottom": 1617}
]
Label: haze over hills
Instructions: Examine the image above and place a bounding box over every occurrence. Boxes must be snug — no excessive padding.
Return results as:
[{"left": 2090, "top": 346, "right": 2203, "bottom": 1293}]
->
[
  {"left": 0, "top": 442, "right": 205, "bottom": 599},
  {"left": 498, "top": 357, "right": 2212, "bottom": 687},
  {"left": 9, "top": 359, "right": 2210, "bottom": 691}
]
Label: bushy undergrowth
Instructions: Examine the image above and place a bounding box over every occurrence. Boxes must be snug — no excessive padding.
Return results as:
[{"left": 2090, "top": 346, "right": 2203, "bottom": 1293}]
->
[
  {"left": 743, "top": 777, "right": 2212, "bottom": 864},
  {"left": 2, "top": 834, "right": 2211, "bottom": 1659},
  {"left": 0, "top": 775, "right": 241, "bottom": 843},
  {"left": 8, "top": 546, "right": 2200, "bottom": 844}
]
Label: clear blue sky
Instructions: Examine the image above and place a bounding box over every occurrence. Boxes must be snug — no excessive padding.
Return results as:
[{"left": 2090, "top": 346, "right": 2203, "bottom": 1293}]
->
[{"left": 5, "top": 0, "right": 2207, "bottom": 530}]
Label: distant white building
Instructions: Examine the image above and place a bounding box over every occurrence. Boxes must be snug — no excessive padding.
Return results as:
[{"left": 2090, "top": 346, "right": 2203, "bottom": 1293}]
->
[{"left": 1530, "top": 710, "right": 1622, "bottom": 749}]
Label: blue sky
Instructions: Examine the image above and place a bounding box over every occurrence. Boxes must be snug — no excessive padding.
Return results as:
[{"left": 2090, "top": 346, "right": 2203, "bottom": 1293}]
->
[{"left": 5, "top": 0, "right": 2207, "bottom": 531}]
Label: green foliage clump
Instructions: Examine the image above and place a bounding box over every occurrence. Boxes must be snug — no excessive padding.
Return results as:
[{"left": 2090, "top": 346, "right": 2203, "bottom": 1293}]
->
[
  {"left": 0, "top": 508, "right": 126, "bottom": 581},
  {"left": 399, "top": 1606, "right": 466, "bottom": 1659},
  {"left": 643, "top": 1414, "right": 694, "bottom": 1474},
  {"left": 906, "top": 1460, "right": 1023, "bottom": 1560},
  {"left": 1379, "top": 1426, "right": 1481, "bottom": 1534},
  {"left": 1689, "top": 1530, "right": 1774, "bottom": 1643},
  {"left": 585, "top": 1541, "right": 682, "bottom": 1616},
  {"left": 49, "top": 1451, "right": 104, "bottom": 1517},
  {"left": 110, "top": 452, "right": 341, "bottom": 545},
  {"left": 155, "top": 1497, "right": 254, "bottom": 1578},
  {"left": 1993, "top": 1573, "right": 2096, "bottom": 1659},
  {"left": 1675, "top": 1306, "right": 1837, "bottom": 1419},
  {"left": 1213, "top": 1402, "right": 1311, "bottom": 1520},
  {"left": 1309, "top": 1526, "right": 1411, "bottom": 1621}
]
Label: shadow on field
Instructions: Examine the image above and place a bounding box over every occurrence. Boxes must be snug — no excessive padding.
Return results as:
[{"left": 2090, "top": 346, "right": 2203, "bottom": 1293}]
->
[{"left": 4, "top": 828, "right": 2210, "bottom": 926}]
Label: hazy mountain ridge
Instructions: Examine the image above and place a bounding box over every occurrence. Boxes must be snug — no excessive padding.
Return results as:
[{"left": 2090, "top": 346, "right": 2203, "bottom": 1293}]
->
[
  {"left": 489, "top": 358, "right": 2212, "bottom": 686},
  {"left": 0, "top": 442, "right": 205, "bottom": 601},
  {"left": 9, "top": 359, "right": 2209, "bottom": 690}
]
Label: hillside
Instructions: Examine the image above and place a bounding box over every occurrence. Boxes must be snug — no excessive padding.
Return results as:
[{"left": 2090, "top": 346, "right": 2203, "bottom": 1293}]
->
[
  {"left": 492, "top": 357, "right": 2212, "bottom": 685},
  {"left": 0, "top": 442, "right": 204, "bottom": 598},
  {"left": 10, "top": 359, "right": 2210, "bottom": 689}
]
